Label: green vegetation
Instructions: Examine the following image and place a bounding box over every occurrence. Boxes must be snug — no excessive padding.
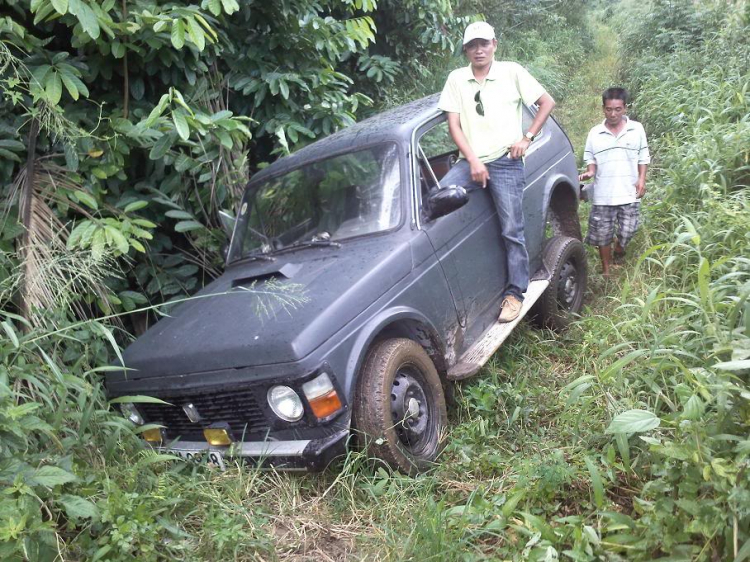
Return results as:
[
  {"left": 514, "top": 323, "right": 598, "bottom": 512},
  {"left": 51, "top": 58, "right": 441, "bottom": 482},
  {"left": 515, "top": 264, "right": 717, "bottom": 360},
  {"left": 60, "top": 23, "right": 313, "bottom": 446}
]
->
[
  {"left": 1, "top": 0, "right": 749, "bottom": 560},
  {"left": 0, "top": 0, "right": 470, "bottom": 332}
]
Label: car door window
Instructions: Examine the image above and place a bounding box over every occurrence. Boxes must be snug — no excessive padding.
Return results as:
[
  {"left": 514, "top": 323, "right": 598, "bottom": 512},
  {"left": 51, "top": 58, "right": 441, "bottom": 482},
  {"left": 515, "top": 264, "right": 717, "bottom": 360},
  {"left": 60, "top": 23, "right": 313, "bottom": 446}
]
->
[{"left": 417, "top": 121, "right": 459, "bottom": 203}]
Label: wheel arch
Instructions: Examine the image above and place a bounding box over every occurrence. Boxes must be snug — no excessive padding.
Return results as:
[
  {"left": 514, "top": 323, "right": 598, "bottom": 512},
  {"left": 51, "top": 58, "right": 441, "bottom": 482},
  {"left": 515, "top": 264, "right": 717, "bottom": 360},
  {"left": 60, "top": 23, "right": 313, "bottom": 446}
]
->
[
  {"left": 545, "top": 176, "right": 582, "bottom": 241},
  {"left": 344, "top": 308, "right": 447, "bottom": 400}
]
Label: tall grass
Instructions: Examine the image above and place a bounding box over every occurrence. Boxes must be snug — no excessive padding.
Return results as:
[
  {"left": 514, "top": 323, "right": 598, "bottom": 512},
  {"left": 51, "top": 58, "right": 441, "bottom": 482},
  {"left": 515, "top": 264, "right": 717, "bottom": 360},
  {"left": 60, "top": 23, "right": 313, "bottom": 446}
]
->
[
  {"left": 558, "top": 1, "right": 750, "bottom": 558},
  {"left": 0, "top": 254, "right": 310, "bottom": 561}
]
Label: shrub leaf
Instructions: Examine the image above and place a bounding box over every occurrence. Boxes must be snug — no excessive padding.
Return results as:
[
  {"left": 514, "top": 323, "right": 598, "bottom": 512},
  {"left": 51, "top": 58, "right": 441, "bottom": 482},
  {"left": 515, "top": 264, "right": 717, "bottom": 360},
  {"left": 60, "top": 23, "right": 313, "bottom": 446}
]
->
[
  {"left": 29, "top": 466, "right": 78, "bottom": 487},
  {"left": 605, "top": 409, "right": 660, "bottom": 434},
  {"left": 60, "top": 494, "right": 98, "bottom": 520}
]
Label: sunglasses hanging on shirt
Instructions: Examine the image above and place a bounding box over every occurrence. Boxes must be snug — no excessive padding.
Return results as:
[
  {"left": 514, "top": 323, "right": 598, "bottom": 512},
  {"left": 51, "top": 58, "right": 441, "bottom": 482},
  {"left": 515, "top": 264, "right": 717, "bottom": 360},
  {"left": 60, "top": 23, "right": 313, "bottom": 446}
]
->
[{"left": 474, "top": 90, "right": 484, "bottom": 116}]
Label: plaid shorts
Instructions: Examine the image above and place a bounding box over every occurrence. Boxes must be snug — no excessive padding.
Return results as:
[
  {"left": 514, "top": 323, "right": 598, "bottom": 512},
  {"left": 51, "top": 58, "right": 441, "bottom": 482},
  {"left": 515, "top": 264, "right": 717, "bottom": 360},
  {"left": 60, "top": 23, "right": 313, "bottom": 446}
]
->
[{"left": 585, "top": 203, "right": 641, "bottom": 247}]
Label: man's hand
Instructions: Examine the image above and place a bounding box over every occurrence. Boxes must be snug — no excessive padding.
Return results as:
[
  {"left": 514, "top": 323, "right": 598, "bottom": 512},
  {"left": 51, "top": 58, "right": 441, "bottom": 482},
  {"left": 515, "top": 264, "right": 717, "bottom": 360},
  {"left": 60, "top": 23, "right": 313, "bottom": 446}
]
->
[
  {"left": 509, "top": 137, "right": 531, "bottom": 159},
  {"left": 579, "top": 170, "right": 594, "bottom": 181},
  {"left": 470, "top": 159, "right": 490, "bottom": 188},
  {"left": 635, "top": 178, "right": 646, "bottom": 198}
]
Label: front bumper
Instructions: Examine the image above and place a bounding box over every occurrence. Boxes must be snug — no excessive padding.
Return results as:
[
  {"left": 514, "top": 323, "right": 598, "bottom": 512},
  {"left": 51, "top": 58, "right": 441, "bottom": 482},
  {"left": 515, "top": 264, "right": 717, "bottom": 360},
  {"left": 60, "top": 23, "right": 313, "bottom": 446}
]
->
[{"left": 158, "top": 429, "right": 349, "bottom": 471}]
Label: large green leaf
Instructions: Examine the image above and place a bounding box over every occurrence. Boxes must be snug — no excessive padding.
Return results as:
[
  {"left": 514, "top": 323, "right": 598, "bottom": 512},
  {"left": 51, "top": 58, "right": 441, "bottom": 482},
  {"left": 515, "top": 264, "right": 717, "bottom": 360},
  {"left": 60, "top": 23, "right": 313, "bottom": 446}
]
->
[
  {"left": 1, "top": 321, "right": 19, "bottom": 348},
  {"left": 174, "top": 220, "right": 205, "bottom": 233},
  {"left": 186, "top": 17, "right": 206, "bottom": 51},
  {"left": 28, "top": 466, "right": 78, "bottom": 487},
  {"left": 75, "top": 190, "right": 99, "bottom": 210},
  {"left": 51, "top": 0, "right": 68, "bottom": 15},
  {"left": 714, "top": 359, "right": 750, "bottom": 371},
  {"left": 172, "top": 110, "right": 190, "bottom": 141},
  {"left": 221, "top": 0, "right": 239, "bottom": 14},
  {"left": 0, "top": 139, "right": 25, "bottom": 150},
  {"left": 59, "top": 73, "right": 79, "bottom": 101},
  {"left": 73, "top": 1, "right": 100, "bottom": 39},
  {"left": 205, "top": 0, "right": 221, "bottom": 16},
  {"left": 171, "top": 19, "right": 185, "bottom": 49},
  {"left": 45, "top": 71, "right": 63, "bottom": 105},
  {"left": 105, "top": 226, "right": 129, "bottom": 254},
  {"left": 59, "top": 495, "right": 98, "bottom": 520},
  {"left": 736, "top": 538, "right": 750, "bottom": 562},
  {"left": 165, "top": 210, "right": 194, "bottom": 220},
  {"left": 605, "top": 410, "right": 660, "bottom": 434},
  {"left": 584, "top": 456, "right": 605, "bottom": 508},
  {"left": 0, "top": 148, "right": 21, "bottom": 162}
]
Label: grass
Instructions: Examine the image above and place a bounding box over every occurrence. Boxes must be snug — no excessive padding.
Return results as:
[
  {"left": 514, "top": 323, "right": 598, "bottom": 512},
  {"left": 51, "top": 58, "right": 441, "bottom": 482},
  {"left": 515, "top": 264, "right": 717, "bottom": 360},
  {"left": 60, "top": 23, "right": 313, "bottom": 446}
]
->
[{"left": 554, "top": 17, "right": 621, "bottom": 164}]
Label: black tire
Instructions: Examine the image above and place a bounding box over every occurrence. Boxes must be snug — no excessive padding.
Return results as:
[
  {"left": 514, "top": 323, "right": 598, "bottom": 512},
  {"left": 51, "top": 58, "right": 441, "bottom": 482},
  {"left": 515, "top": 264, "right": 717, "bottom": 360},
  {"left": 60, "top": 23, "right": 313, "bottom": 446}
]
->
[
  {"left": 353, "top": 338, "right": 447, "bottom": 475},
  {"left": 531, "top": 236, "right": 587, "bottom": 330}
]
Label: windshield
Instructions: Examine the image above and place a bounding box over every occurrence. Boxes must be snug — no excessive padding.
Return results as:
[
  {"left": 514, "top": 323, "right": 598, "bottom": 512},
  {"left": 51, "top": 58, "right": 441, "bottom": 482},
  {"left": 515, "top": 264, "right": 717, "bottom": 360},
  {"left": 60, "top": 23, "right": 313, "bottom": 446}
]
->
[{"left": 232, "top": 143, "right": 401, "bottom": 260}]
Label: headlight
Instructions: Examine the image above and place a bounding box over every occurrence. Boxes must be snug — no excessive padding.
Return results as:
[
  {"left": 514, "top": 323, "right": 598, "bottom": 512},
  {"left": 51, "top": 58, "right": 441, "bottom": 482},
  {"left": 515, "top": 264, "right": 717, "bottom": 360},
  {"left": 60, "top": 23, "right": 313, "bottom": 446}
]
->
[
  {"left": 267, "top": 386, "right": 304, "bottom": 422},
  {"left": 120, "top": 403, "right": 144, "bottom": 425}
]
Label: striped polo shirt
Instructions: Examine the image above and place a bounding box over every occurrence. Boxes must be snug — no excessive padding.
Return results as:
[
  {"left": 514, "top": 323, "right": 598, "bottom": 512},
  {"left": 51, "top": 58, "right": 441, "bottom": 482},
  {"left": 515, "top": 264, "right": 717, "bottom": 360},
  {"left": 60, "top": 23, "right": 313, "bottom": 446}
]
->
[{"left": 584, "top": 117, "right": 650, "bottom": 206}]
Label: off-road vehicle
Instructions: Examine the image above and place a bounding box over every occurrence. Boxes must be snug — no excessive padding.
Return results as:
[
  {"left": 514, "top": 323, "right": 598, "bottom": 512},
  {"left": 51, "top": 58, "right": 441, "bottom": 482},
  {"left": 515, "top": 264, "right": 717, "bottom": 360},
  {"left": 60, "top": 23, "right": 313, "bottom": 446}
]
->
[{"left": 107, "top": 93, "right": 586, "bottom": 474}]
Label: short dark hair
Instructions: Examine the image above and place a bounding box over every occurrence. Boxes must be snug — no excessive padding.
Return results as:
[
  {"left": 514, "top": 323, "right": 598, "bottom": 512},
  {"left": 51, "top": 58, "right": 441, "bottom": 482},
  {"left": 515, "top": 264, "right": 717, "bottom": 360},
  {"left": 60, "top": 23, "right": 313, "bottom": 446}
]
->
[{"left": 602, "top": 87, "right": 628, "bottom": 105}]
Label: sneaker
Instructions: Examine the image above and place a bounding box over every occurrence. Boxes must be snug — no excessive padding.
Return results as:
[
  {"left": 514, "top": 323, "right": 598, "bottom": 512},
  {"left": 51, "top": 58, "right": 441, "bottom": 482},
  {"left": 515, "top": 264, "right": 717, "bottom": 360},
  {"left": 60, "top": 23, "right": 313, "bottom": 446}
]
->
[{"left": 498, "top": 295, "right": 523, "bottom": 323}]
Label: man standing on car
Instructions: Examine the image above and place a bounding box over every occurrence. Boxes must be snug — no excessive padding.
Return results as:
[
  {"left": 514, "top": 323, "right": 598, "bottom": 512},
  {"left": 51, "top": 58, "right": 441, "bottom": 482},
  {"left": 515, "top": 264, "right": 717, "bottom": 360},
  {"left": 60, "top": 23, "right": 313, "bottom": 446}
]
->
[
  {"left": 438, "top": 21, "right": 556, "bottom": 322},
  {"left": 579, "top": 87, "right": 650, "bottom": 278}
]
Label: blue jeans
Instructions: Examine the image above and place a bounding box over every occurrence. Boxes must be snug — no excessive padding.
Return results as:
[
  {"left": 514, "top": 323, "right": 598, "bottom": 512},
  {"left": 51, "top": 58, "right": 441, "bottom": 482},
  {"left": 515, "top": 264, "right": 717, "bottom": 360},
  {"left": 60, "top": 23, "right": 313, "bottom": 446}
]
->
[{"left": 440, "top": 155, "right": 529, "bottom": 300}]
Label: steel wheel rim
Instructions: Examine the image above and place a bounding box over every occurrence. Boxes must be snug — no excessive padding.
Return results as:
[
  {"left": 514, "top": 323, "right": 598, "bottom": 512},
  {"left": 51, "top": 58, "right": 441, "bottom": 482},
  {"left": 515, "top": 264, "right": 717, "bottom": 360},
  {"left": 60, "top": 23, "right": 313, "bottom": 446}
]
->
[
  {"left": 557, "top": 259, "right": 579, "bottom": 309},
  {"left": 390, "top": 365, "right": 436, "bottom": 454}
]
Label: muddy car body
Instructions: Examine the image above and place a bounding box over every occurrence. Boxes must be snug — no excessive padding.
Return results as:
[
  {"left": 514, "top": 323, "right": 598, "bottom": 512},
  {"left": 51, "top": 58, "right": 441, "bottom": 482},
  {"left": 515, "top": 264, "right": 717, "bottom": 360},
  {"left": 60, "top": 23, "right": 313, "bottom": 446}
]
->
[{"left": 107, "top": 93, "right": 586, "bottom": 473}]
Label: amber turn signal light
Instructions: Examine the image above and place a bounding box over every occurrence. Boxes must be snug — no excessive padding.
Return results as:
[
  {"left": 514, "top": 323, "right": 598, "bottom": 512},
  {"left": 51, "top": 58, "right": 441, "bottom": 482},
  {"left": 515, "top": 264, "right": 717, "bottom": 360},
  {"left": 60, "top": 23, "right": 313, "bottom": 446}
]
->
[
  {"left": 142, "top": 427, "right": 165, "bottom": 443},
  {"left": 308, "top": 390, "right": 343, "bottom": 419},
  {"left": 203, "top": 427, "right": 233, "bottom": 446},
  {"left": 302, "top": 372, "right": 343, "bottom": 419}
]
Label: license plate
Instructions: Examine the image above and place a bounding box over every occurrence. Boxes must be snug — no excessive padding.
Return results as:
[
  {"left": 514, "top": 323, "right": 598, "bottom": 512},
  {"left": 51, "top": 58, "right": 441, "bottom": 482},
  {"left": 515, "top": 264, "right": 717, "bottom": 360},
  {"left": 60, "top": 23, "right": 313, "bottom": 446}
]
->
[{"left": 169, "top": 448, "right": 226, "bottom": 470}]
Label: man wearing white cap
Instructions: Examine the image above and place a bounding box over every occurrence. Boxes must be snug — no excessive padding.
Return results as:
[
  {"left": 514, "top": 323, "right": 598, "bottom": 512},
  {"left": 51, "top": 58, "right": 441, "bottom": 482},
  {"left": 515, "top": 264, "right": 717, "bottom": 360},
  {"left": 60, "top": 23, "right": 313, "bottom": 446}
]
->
[{"left": 438, "top": 21, "right": 556, "bottom": 322}]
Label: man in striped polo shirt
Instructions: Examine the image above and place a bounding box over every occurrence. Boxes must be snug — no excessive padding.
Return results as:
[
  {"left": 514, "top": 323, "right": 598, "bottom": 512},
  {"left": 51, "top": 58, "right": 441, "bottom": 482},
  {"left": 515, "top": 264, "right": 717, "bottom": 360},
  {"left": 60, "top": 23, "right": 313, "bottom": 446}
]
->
[{"left": 579, "top": 87, "right": 650, "bottom": 278}]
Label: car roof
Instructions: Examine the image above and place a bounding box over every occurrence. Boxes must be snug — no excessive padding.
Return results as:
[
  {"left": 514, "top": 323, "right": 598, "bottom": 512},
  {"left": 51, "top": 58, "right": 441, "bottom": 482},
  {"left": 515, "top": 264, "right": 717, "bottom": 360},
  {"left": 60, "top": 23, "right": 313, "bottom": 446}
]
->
[{"left": 250, "top": 93, "right": 442, "bottom": 184}]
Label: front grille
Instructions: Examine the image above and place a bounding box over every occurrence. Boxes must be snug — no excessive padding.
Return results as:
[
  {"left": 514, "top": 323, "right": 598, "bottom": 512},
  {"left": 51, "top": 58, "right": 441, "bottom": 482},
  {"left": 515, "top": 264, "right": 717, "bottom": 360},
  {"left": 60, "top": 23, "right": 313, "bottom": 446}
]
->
[{"left": 138, "top": 386, "right": 268, "bottom": 440}]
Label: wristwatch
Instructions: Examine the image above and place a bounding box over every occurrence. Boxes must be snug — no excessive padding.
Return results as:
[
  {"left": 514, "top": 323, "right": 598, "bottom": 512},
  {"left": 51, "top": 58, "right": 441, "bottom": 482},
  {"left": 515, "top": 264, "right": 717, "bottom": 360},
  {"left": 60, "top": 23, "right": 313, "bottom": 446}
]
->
[{"left": 524, "top": 131, "right": 536, "bottom": 141}]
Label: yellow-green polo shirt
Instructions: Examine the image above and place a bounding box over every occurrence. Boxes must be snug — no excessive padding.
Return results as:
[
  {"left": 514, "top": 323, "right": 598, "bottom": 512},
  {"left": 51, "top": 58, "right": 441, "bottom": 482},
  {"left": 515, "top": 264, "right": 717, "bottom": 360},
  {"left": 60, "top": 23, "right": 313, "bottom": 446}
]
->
[{"left": 438, "top": 61, "right": 546, "bottom": 163}]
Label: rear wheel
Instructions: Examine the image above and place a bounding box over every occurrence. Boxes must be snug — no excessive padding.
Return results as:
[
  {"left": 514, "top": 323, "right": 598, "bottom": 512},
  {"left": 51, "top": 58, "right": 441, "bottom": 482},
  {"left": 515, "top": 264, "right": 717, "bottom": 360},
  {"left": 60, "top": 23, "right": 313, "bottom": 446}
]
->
[
  {"left": 532, "top": 236, "right": 587, "bottom": 330},
  {"left": 354, "top": 338, "right": 447, "bottom": 475}
]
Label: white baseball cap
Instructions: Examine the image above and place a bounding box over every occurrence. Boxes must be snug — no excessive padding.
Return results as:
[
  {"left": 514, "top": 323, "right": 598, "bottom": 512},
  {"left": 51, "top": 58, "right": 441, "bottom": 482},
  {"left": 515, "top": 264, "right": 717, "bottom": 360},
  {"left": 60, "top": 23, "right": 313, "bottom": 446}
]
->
[{"left": 463, "top": 22, "right": 495, "bottom": 45}]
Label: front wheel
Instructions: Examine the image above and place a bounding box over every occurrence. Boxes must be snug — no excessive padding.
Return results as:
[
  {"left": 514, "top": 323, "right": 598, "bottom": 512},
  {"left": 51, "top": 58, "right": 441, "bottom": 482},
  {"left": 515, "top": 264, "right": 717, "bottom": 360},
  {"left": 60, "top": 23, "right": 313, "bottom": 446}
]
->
[
  {"left": 532, "top": 236, "right": 587, "bottom": 330},
  {"left": 353, "top": 338, "right": 447, "bottom": 475}
]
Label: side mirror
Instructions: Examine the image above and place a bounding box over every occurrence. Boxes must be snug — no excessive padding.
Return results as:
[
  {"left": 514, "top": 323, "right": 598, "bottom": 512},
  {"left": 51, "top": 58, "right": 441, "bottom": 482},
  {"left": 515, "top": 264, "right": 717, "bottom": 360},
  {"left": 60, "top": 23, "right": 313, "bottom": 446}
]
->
[
  {"left": 218, "top": 210, "right": 236, "bottom": 237},
  {"left": 425, "top": 185, "right": 469, "bottom": 221},
  {"left": 579, "top": 182, "right": 590, "bottom": 202}
]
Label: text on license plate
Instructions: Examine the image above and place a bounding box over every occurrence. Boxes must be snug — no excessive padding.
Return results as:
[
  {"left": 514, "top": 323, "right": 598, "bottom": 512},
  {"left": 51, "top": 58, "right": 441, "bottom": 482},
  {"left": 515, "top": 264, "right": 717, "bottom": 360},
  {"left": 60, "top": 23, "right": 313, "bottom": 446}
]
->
[{"left": 170, "top": 449, "right": 226, "bottom": 470}]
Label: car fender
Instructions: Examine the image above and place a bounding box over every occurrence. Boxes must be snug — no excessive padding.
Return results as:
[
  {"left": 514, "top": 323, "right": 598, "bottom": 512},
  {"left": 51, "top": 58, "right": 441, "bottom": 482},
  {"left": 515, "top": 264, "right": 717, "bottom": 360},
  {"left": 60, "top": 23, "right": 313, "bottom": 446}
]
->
[
  {"left": 544, "top": 171, "right": 579, "bottom": 212},
  {"left": 342, "top": 306, "right": 445, "bottom": 400}
]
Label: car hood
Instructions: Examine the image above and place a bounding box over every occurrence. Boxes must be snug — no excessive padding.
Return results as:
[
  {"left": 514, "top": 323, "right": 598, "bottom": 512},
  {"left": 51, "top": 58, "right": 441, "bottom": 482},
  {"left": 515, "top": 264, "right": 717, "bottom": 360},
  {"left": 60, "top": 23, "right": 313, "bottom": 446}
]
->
[{"left": 118, "top": 237, "right": 411, "bottom": 380}]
